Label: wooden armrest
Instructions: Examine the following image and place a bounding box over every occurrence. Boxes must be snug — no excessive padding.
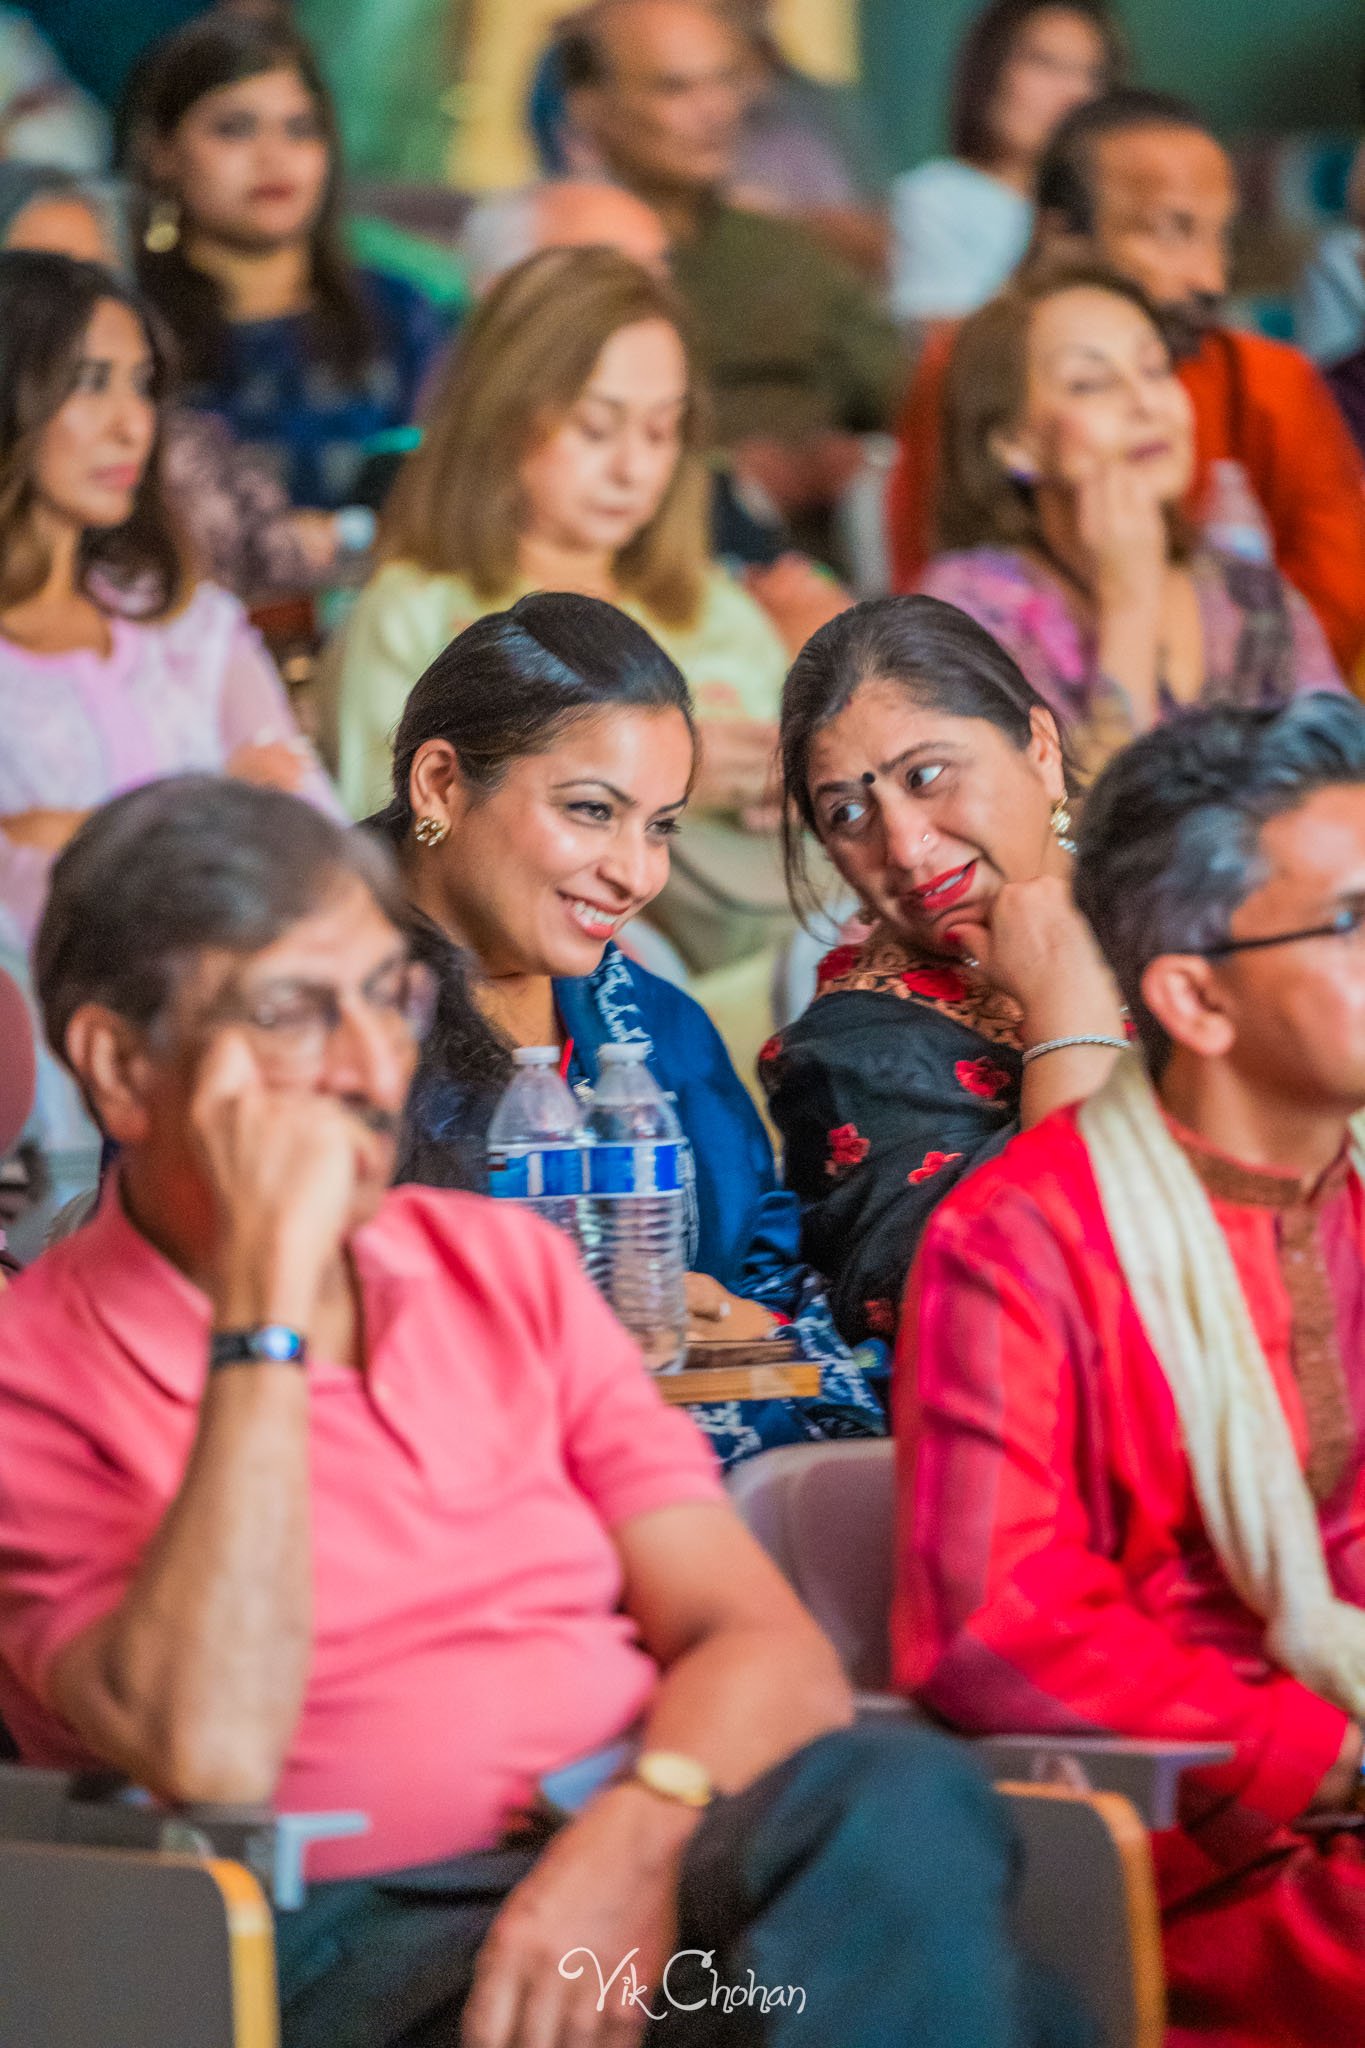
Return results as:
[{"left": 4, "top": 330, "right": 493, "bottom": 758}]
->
[{"left": 851, "top": 1701, "right": 1231, "bottom": 1830}]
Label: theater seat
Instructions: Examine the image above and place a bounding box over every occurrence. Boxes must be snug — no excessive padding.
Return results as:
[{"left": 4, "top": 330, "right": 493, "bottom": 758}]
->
[
  {"left": 0, "top": 1841, "right": 276, "bottom": 2048},
  {"left": 728, "top": 1441, "right": 1229, "bottom": 2048}
]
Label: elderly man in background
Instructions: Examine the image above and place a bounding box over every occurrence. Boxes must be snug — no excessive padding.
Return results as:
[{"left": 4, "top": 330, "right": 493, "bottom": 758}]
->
[
  {"left": 888, "top": 88, "right": 1365, "bottom": 681},
  {"left": 555, "top": 0, "right": 902, "bottom": 553}
]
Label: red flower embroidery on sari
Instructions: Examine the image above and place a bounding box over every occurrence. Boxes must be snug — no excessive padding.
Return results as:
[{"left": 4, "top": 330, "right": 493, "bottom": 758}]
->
[
  {"left": 863, "top": 1299, "right": 896, "bottom": 1337},
  {"left": 954, "top": 1057, "right": 1012, "bottom": 1100},
  {"left": 816, "top": 943, "right": 861, "bottom": 988},
  {"left": 901, "top": 966, "right": 968, "bottom": 1002},
  {"left": 825, "top": 1123, "right": 871, "bottom": 1176},
  {"left": 908, "top": 1150, "right": 963, "bottom": 1185},
  {"left": 757, "top": 1034, "right": 783, "bottom": 1067}
]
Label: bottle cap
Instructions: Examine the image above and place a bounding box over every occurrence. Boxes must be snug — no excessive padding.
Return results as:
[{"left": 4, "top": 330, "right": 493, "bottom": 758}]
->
[
  {"left": 512, "top": 1046, "right": 559, "bottom": 1066},
  {"left": 599, "top": 1041, "right": 652, "bottom": 1064}
]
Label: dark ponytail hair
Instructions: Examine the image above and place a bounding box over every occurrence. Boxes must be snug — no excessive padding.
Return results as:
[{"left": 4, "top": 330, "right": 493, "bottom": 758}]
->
[
  {"left": 780, "top": 594, "right": 1071, "bottom": 919},
  {"left": 378, "top": 589, "right": 697, "bottom": 840},
  {"left": 123, "top": 13, "right": 374, "bottom": 385},
  {"left": 380, "top": 590, "right": 697, "bottom": 1192}
]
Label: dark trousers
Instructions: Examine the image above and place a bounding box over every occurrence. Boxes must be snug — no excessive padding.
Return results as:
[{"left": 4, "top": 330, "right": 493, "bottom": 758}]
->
[{"left": 275, "top": 1721, "right": 1093, "bottom": 2048}]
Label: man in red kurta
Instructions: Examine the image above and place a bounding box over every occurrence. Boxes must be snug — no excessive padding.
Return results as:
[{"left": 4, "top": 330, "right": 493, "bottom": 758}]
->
[
  {"left": 896, "top": 694, "right": 1365, "bottom": 2046},
  {"left": 887, "top": 91, "right": 1365, "bottom": 681}
]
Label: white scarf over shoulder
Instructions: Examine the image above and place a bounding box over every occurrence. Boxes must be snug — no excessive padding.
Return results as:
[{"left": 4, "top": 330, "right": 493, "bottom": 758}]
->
[{"left": 1077, "top": 1053, "right": 1365, "bottom": 1716}]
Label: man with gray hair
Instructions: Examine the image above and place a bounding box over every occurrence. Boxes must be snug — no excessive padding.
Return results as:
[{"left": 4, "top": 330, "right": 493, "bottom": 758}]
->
[
  {"left": 898, "top": 693, "right": 1365, "bottom": 2043},
  {"left": 554, "top": 0, "right": 901, "bottom": 542},
  {"left": 0, "top": 774, "right": 1078, "bottom": 2048}
]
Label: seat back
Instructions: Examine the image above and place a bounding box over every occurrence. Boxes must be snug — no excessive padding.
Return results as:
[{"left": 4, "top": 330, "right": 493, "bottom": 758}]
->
[
  {"left": 999, "top": 1786, "right": 1164, "bottom": 2048},
  {"left": 0, "top": 1841, "right": 277, "bottom": 2047},
  {"left": 727, "top": 1440, "right": 896, "bottom": 1688},
  {"left": 729, "top": 1444, "right": 1168, "bottom": 2048}
]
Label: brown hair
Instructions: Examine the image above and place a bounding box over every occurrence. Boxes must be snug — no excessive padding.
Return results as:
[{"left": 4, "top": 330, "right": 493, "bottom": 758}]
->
[
  {"left": 935, "top": 261, "right": 1190, "bottom": 558},
  {"left": 0, "top": 250, "right": 191, "bottom": 619},
  {"left": 950, "top": 0, "right": 1127, "bottom": 169},
  {"left": 379, "top": 246, "right": 711, "bottom": 629}
]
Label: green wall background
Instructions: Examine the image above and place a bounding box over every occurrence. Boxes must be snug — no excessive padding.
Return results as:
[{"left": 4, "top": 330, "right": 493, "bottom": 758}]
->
[{"left": 860, "top": 0, "right": 1363, "bottom": 172}]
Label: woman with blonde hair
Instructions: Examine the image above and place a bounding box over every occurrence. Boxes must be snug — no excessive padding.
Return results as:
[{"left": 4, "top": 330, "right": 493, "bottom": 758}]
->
[{"left": 333, "top": 246, "right": 791, "bottom": 977}]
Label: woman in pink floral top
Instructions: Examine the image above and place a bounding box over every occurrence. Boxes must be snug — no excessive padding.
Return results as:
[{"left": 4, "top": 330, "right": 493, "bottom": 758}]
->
[
  {"left": 0, "top": 251, "right": 338, "bottom": 953},
  {"left": 922, "top": 266, "right": 1342, "bottom": 782}
]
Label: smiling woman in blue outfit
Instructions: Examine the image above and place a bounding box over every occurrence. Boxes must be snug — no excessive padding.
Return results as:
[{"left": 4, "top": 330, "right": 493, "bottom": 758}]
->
[{"left": 371, "top": 592, "right": 884, "bottom": 1466}]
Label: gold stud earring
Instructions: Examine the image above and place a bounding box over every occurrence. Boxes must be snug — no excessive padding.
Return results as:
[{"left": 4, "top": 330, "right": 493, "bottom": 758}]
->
[
  {"left": 414, "top": 815, "right": 449, "bottom": 847},
  {"left": 1050, "top": 798, "right": 1076, "bottom": 855},
  {"left": 142, "top": 197, "right": 181, "bottom": 255}
]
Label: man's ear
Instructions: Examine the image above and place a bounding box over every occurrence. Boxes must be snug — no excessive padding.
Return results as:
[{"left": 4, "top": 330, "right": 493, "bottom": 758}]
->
[
  {"left": 1140, "top": 955, "right": 1236, "bottom": 1060},
  {"left": 1034, "top": 212, "right": 1092, "bottom": 267},
  {"left": 62, "top": 1005, "right": 156, "bottom": 1145}
]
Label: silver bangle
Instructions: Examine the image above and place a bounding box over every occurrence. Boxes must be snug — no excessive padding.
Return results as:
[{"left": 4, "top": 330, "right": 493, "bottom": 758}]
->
[{"left": 1021, "top": 1034, "right": 1129, "bottom": 1068}]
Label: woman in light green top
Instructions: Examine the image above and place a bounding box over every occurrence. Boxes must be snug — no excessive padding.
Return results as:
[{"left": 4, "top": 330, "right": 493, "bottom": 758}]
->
[{"left": 333, "top": 246, "right": 789, "bottom": 853}]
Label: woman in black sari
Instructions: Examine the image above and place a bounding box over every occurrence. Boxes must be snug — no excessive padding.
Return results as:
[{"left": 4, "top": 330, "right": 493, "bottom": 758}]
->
[{"left": 762, "top": 594, "right": 1127, "bottom": 1344}]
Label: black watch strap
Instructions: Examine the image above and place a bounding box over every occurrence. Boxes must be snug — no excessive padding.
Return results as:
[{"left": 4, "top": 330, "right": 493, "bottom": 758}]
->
[{"left": 209, "top": 1325, "right": 308, "bottom": 1371}]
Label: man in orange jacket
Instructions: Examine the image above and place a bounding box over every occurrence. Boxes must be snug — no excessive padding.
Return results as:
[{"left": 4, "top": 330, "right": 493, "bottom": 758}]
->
[{"left": 888, "top": 89, "right": 1365, "bottom": 681}]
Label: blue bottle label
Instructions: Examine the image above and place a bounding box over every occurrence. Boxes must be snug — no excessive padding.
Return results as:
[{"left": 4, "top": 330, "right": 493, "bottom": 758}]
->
[
  {"left": 488, "top": 1153, "right": 530, "bottom": 1200},
  {"left": 536, "top": 1146, "right": 586, "bottom": 1197},
  {"left": 488, "top": 1146, "right": 585, "bottom": 1199},
  {"left": 588, "top": 1141, "right": 683, "bottom": 1194}
]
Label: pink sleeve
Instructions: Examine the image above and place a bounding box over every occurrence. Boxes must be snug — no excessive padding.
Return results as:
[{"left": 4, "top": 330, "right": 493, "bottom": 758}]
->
[
  {"left": 894, "top": 1192, "right": 1348, "bottom": 1827},
  {"left": 216, "top": 608, "right": 346, "bottom": 819},
  {"left": 526, "top": 1220, "right": 724, "bottom": 1528},
  {"left": 0, "top": 1352, "right": 163, "bottom": 1717}
]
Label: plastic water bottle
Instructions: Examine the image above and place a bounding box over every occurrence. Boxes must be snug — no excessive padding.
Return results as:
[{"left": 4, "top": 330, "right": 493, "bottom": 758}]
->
[
  {"left": 583, "top": 1044, "right": 688, "bottom": 1374},
  {"left": 1199, "top": 459, "right": 1274, "bottom": 566},
  {"left": 485, "top": 1048, "right": 587, "bottom": 1252}
]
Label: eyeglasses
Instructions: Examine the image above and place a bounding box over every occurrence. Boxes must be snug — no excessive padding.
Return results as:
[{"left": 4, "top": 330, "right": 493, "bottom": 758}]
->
[
  {"left": 1201, "top": 904, "right": 1365, "bottom": 959},
  {"left": 200, "top": 957, "right": 439, "bottom": 1075}
]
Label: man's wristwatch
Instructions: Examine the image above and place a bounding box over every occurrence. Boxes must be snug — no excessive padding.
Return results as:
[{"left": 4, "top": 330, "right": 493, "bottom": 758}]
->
[
  {"left": 630, "top": 1750, "right": 715, "bottom": 1811},
  {"left": 209, "top": 1325, "right": 308, "bottom": 1371}
]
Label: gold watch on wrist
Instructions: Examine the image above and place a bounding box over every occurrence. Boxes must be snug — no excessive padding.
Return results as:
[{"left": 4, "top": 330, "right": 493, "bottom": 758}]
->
[{"left": 630, "top": 1749, "right": 715, "bottom": 1811}]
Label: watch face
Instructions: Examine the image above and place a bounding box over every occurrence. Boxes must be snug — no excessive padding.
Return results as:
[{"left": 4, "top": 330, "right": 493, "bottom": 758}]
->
[
  {"left": 638, "top": 1750, "right": 713, "bottom": 1806},
  {"left": 254, "top": 1325, "right": 304, "bottom": 1362}
]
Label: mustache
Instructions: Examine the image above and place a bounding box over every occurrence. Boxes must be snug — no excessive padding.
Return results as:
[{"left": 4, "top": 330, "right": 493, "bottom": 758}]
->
[
  {"left": 339, "top": 1097, "right": 403, "bottom": 1142},
  {"left": 1155, "top": 293, "right": 1224, "bottom": 362}
]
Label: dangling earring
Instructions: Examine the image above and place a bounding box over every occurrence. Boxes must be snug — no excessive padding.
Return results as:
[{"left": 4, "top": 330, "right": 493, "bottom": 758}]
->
[
  {"left": 1050, "top": 798, "right": 1076, "bottom": 855},
  {"left": 414, "top": 815, "right": 449, "bottom": 847},
  {"left": 143, "top": 197, "right": 181, "bottom": 255}
]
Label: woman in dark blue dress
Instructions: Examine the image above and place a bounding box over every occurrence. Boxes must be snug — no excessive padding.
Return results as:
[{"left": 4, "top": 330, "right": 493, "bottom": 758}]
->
[{"left": 127, "top": 13, "right": 448, "bottom": 512}]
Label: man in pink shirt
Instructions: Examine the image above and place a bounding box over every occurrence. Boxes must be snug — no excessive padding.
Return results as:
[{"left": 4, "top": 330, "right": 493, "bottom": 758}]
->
[{"left": 0, "top": 775, "right": 1069, "bottom": 2048}]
